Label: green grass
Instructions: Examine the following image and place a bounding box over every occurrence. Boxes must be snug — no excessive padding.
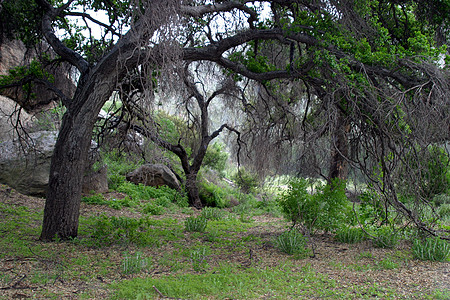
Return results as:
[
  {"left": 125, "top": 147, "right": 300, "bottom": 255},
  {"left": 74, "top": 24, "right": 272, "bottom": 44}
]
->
[
  {"left": 412, "top": 237, "right": 450, "bottom": 262},
  {"left": 274, "top": 229, "right": 310, "bottom": 256},
  {"left": 112, "top": 262, "right": 396, "bottom": 299},
  {"left": 185, "top": 216, "right": 208, "bottom": 232},
  {"left": 1, "top": 182, "right": 448, "bottom": 300},
  {"left": 335, "top": 226, "right": 366, "bottom": 244}
]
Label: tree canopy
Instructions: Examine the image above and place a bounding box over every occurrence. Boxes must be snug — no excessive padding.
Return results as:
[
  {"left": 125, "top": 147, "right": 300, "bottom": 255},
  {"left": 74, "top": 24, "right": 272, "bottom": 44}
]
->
[{"left": 0, "top": 0, "right": 449, "bottom": 240}]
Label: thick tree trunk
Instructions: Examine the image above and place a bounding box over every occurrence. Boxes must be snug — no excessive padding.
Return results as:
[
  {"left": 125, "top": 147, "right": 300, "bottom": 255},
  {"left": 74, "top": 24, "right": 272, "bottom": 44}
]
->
[
  {"left": 329, "top": 108, "right": 350, "bottom": 181},
  {"left": 39, "top": 70, "right": 118, "bottom": 240},
  {"left": 39, "top": 110, "right": 94, "bottom": 240},
  {"left": 185, "top": 172, "right": 203, "bottom": 209}
]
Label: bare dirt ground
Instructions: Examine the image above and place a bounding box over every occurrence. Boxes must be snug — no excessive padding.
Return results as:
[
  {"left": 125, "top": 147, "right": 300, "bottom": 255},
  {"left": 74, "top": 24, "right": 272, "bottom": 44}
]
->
[{"left": 0, "top": 184, "right": 449, "bottom": 299}]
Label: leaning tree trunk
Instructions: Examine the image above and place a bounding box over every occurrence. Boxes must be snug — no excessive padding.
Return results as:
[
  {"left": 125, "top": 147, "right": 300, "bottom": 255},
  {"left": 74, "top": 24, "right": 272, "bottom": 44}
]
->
[
  {"left": 39, "top": 70, "right": 119, "bottom": 241},
  {"left": 40, "top": 106, "right": 94, "bottom": 240}
]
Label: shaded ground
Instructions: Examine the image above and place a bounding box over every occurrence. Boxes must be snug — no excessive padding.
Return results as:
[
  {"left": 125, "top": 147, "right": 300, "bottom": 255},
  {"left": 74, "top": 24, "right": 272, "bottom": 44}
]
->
[{"left": 0, "top": 184, "right": 448, "bottom": 299}]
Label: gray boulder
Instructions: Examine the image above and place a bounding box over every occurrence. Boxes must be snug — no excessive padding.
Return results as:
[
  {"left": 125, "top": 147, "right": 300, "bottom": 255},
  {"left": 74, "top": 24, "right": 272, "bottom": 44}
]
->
[
  {"left": 0, "top": 131, "right": 57, "bottom": 196},
  {"left": 0, "top": 95, "right": 33, "bottom": 141},
  {"left": 0, "top": 131, "right": 107, "bottom": 197},
  {"left": 82, "top": 165, "right": 109, "bottom": 194},
  {"left": 126, "top": 164, "right": 181, "bottom": 191}
]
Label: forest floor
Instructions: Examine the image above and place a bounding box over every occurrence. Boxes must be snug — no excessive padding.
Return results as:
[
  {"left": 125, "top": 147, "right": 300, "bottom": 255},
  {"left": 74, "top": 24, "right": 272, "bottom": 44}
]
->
[{"left": 0, "top": 184, "right": 449, "bottom": 299}]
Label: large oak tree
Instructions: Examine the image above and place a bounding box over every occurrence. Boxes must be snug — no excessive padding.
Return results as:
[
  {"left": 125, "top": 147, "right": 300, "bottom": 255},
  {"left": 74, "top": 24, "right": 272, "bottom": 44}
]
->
[{"left": 0, "top": 0, "right": 448, "bottom": 240}]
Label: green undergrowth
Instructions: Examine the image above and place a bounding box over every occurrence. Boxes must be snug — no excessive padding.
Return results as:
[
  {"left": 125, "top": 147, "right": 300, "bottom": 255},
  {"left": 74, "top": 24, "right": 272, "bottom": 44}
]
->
[
  {"left": 0, "top": 202, "right": 42, "bottom": 258},
  {"left": 82, "top": 182, "right": 189, "bottom": 215},
  {"left": 112, "top": 262, "right": 396, "bottom": 299},
  {"left": 1, "top": 183, "right": 448, "bottom": 300},
  {"left": 80, "top": 215, "right": 184, "bottom": 247}
]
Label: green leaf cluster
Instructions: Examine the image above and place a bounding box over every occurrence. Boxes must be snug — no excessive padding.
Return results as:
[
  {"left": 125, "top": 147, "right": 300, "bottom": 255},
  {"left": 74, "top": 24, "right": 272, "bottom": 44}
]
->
[
  {"left": 0, "top": 59, "right": 54, "bottom": 97},
  {"left": 278, "top": 178, "right": 353, "bottom": 232}
]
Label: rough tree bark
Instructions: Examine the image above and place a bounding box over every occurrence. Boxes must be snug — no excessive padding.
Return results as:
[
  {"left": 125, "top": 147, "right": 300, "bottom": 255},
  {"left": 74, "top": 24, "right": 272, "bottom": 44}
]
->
[
  {"left": 329, "top": 107, "right": 350, "bottom": 182},
  {"left": 40, "top": 59, "right": 127, "bottom": 240},
  {"left": 37, "top": 0, "right": 150, "bottom": 240}
]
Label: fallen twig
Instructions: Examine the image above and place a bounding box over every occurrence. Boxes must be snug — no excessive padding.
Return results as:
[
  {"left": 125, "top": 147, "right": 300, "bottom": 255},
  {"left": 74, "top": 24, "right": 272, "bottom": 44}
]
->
[
  {"left": 153, "top": 285, "right": 184, "bottom": 299},
  {"left": 0, "top": 275, "right": 27, "bottom": 290}
]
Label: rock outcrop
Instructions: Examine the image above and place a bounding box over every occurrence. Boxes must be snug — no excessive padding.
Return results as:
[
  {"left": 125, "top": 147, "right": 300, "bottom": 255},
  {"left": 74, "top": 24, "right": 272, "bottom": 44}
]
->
[
  {"left": 82, "top": 165, "right": 109, "bottom": 194},
  {"left": 0, "top": 38, "right": 76, "bottom": 112},
  {"left": 0, "top": 131, "right": 107, "bottom": 197},
  {"left": 0, "top": 95, "right": 33, "bottom": 140},
  {"left": 0, "top": 131, "right": 57, "bottom": 196},
  {"left": 126, "top": 164, "right": 181, "bottom": 191}
]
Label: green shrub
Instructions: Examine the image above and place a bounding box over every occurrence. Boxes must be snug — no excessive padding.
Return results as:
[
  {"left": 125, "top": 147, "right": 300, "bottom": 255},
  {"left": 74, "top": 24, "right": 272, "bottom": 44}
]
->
[
  {"left": 185, "top": 216, "right": 207, "bottom": 232},
  {"left": 412, "top": 237, "right": 450, "bottom": 261},
  {"left": 203, "top": 142, "right": 229, "bottom": 176},
  {"left": 82, "top": 194, "right": 137, "bottom": 210},
  {"left": 116, "top": 181, "right": 187, "bottom": 207},
  {"left": 358, "top": 189, "right": 387, "bottom": 224},
  {"left": 335, "top": 227, "right": 366, "bottom": 244},
  {"left": 274, "top": 230, "right": 309, "bottom": 257},
  {"left": 201, "top": 207, "right": 224, "bottom": 220},
  {"left": 398, "top": 146, "right": 450, "bottom": 199},
  {"left": 313, "top": 179, "right": 353, "bottom": 232},
  {"left": 277, "top": 177, "right": 310, "bottom": 227},
  {"left": 372, "top": 227, "right": 399, "bottom": 249},
  {"left": 231, "top": 168, "right": 259, "bottom": 194},
  {"left": 277, "top": 178, "right": 351, "bottom": 232},
  {"left": 199, "top": 181, "right": 229, "bottom": 208},
  {"left": 438, "top": 204, "right": 450, "bottom": 219},
  {"left": 104, "top": 151, "right": 142, "bottom": 189}
]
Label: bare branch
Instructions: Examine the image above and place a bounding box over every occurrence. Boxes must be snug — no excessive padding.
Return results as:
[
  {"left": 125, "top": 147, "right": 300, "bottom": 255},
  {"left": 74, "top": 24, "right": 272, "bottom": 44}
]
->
[{"left": 64, "top": 11, "right": 121, "bottom": 37}]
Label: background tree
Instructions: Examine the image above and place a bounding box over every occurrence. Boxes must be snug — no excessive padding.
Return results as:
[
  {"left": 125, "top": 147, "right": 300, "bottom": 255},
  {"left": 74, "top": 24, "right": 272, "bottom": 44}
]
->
[{"left": 109, "top": 61, "right": 241, "bottom": 208}]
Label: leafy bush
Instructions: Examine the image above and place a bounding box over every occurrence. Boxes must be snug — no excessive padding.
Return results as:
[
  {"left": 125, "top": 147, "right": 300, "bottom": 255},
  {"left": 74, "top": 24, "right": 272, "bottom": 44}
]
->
[
  {"left": 82, "top": 194, "right": 107, "bottom": 205},
  {"left": 438, "top": 204, "right": 450, "bottom": 219},
  {"left": 277, "top": 178, "right": 352, "bottom": 232},
  {"left": 199, "top": 181, "right": 229, "bottom": 208},
  {"left": 358, "top": 189, "right": 387, "bottom": 224},
  {"left": 335, "top": 226, "right": 366, "bottom": 244},
  {"left": 313, "top": 180, "right": 353, "bottom": 232},
  {"left": 231, "top": 168, "right": 259, "bottom": 194},
  {"left": 277, "top": 177, "right": 310, "bottom": 227},
  {"left": 202, "top": 142, "right": 229, "bottom": 176},
  {"left": 372, "top": 227, "right": 399, "bottom": 249},
  {"left": 201, "top": 207, "right": 224, "bottom": 220},
  {"left": 398, "top": 146, "right": 450, "bottom": 200},
  {"left": 185, "top": 216, "right": 208, "bottom": 232},
  {"left": 104, "top": 151, "right": 142, "bottom": 190},
  {"left": 412, "top": 237, "right": 450, "bottom": 262},
  {"left": 116, "top": 181, "right": 188, "bottom": 207},
  {"left": 434, "top": 194, "right": 450, "bottom": 206},
  {"left": 274, "top": 230, "right": 310, "bottom": 257}
]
